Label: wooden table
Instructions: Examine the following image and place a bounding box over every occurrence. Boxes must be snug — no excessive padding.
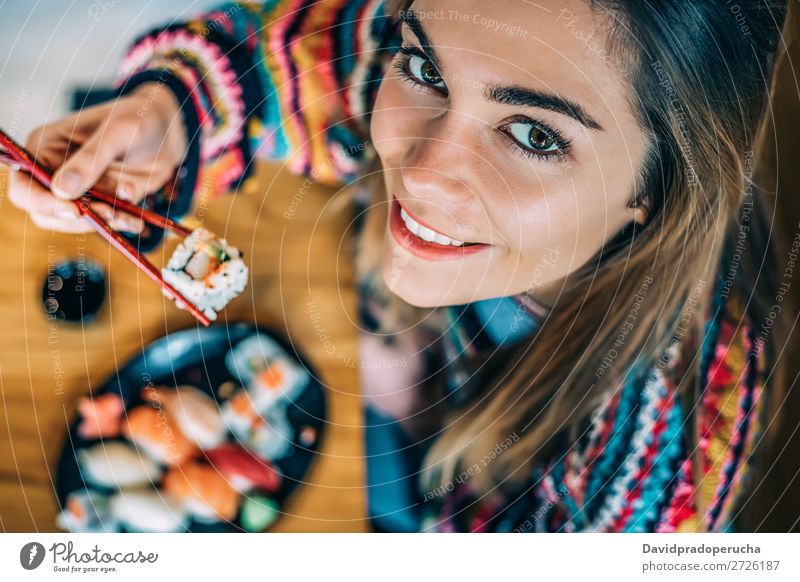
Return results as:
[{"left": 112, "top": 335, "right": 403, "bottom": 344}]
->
[{"left": 0, "top": 162, "right": 368, "bottom": 532}]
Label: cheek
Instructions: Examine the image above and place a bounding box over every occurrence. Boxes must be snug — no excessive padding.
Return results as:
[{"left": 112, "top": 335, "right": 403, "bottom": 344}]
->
[
  {"left": 370, "top": 78, "right": 427, "bottom": 162},
  {"left": 487, "top": 178, "right": 595, "bottom": 251},
  {"left": 503, "top": 171, "right": 634, "bottom": 284}
]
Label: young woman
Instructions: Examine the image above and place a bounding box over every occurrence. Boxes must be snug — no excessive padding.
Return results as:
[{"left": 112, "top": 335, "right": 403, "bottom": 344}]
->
[{"left": 8, "top": 0, "right": 794, "bottom": 532}]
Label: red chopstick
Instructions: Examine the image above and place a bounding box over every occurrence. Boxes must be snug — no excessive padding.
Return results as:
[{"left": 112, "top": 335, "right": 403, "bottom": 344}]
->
[
  {"left": 0, "top": 132, "right": 191, "bottom": 237},
  {"left": 0, "top": 128, "right": 211, "bottom": 326}
]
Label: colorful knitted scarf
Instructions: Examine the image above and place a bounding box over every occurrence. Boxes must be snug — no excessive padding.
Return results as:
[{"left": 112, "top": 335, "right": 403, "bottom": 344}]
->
[{"left": 417, "top": 280, "right": 766, "bottom": 532}]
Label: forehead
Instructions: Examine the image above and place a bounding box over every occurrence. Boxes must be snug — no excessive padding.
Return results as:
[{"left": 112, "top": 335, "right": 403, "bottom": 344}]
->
[{"left": 406, "top": 0, "right": 632, "bottom": 122}]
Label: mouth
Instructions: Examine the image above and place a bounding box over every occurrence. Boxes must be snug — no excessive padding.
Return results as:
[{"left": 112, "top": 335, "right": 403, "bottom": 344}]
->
[{"left": 388, "top": 195, "right": 491, "bottom": 261}]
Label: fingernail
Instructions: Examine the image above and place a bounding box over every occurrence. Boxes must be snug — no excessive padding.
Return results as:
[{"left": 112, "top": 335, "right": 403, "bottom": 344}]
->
[
  {"left": 121, "top": 218, "right": 143, "bottom": 233},
  {"left": 56, "top": 207, "right": 77, "bottom": 220},
  {"left": 117, "top": 183, "right": 132, "bottom": 200},
  {"left": 95, "top": 206, "right": 113, "bottom": 221},
  {"left": 52, "top": 171, "right": 83, "bottom": 199}
]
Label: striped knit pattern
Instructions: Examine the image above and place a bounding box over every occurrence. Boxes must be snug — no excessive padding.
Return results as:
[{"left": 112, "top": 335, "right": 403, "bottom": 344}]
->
[
  {"left": 420, "top": 282, "right": 766, "bottom": 533},
  {"left": 116, "top": 0, "right": 768, "bottom": 533},
  {"left": 117, "top": 0, "right": 399, "bottom": 199}
]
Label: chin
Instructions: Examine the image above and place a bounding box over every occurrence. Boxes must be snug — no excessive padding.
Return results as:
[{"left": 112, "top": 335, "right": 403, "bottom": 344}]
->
[{"left": 380, "top": 260, "right": 450, "bottom": 308}]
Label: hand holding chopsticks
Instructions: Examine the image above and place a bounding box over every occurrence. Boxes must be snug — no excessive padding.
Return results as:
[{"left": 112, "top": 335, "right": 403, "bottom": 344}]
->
[{"left": 0, "top": 127, "right": 211, "bottom": 327}]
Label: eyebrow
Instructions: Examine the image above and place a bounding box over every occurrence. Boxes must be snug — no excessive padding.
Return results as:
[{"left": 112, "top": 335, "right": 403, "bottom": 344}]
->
[
  {"left": 487, "top": 86, "right": 603, "bottom": 131},
  {"left": 398, "top": 9, "right": 605, "bottom": 132}
]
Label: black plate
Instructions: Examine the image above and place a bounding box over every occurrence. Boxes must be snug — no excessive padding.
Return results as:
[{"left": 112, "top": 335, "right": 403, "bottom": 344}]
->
[{"left": 55, "top": 322, "right": 326, "bottom": 532}]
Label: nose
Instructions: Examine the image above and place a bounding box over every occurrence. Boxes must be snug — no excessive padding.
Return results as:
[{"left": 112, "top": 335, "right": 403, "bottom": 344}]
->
[{"left": 399, "top": 109, "right": 479, "bottom": 206}]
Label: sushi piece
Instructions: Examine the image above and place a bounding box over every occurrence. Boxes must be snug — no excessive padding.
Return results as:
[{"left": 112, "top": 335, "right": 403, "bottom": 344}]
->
[
  {"left": 248, "top": 358, "right": 309, "bottom": 412},
  {"left": 221, "top": 390, "right": 294, "bottom": 461},
  {"left": 142, "top": 386, "right": 227, "bottom": 450},
  {"left": 248, "top": 411, "right": 294, "bottom": 461},
  {"left": 76, "top": 393, "right": 125, "bottom": 439},
  {"left": 161, "top": 228, "right": 248, "bottom": 321},
  {"left": 240, "top": 495, "right": 280, "bottom": 532},
  {"left": 122, "top": 405, "right": 198, "bottom": 465},
  {"left": 225, "top": 333, "right": 284, "bottom": 384},
  {"left": 225, "top": 334, "right": 310, "bottom": 412},
  {"left": 109, "top": 489, "right": 188, "bottom": 533},
  {"left": 78, "top": 442, "right": 163, "bottom": 488},
  {"left": 56, "top": 489, "right": 116, "bottom": 533},
  {"left": 162, "top": 460, "right": 240, "bottom": 523},
  {"left": 221, "top": 389, "right": 259, "bottom": 436},
  {"left": 206, "top": 443, "right": 282, "bottom": 493}
]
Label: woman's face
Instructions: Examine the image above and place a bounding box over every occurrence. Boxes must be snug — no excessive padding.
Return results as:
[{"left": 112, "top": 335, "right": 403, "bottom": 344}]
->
[{"left": 370, "top": 0, "right": 648, "bottom": 308}]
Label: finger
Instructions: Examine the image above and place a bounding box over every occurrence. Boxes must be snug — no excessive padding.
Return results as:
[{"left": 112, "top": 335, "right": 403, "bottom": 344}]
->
[
  {"left": 101, "top": 162, "right": 176, "bottom": 203},
  {"left": 115, "top": 179, "right": 142, "bottom": 202},
  {"left": 88, "top": 201, "right": 145, "bottom": 234},
  {"left": 50, "top": 119, "right": 135, "bottom": 200},
  {"left": 8, "top": 170, "right": 81, "bottom": 220},
  {"left": 29, "top": 211, "right": 94, "bottom": 234},
  {"left": 29, "top": 201, "right": 144, "bottom": 235}
]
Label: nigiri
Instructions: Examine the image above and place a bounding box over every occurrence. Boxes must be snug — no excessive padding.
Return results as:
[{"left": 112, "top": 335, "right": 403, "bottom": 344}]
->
[
  {"left": 77, "top": 442, "right": 162, "bottom": 488},
  {"left": 206, "top": 443, "right": 282, "bottom": 493},
  {"left": 76, "top": 393, "right": 125, "bottom": 439},
  {"left": 122, "top": 405, "right": 198, "bottom": 465},
  {"left": 162, "top": 460, "right": 240, "bottom": 523},
  {"left": 142, "top": 386, "right": 227, "bottom": 450},
  {"left": 109, "top": 489, "right": 189, "bottom": 533}
]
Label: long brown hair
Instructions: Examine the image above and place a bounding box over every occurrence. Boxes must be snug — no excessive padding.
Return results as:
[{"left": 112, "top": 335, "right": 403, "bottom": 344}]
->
[{"left": 353, "top": 0, "right": 793, "bottom": 531}]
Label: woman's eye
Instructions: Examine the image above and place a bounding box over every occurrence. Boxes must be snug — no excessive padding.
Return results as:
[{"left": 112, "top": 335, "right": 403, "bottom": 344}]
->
[
  {"left": 507, "top": 122, "right": 559, "bottom": 153},
  {"left": 406, "top": 54, "right": 445, "bottom": 89}
]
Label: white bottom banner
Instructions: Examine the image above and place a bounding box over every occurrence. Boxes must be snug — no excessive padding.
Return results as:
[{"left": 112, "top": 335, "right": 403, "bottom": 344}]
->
[{"left": 1, "top": 533, "right": 798, "bottom": 581}]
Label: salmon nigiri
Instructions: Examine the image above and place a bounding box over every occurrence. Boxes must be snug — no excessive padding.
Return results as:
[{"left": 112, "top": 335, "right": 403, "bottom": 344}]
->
[
  {"left": 122, "top": 405, "right": 198, "bottom": 465},
  {"left": 162, "top": 460, "right": 240, "bottom": 523}
]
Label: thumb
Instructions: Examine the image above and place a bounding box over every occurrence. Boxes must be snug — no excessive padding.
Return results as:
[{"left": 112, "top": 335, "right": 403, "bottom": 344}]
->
[{"left": 51, "top": 124, "right": 127, "bottom": 200}]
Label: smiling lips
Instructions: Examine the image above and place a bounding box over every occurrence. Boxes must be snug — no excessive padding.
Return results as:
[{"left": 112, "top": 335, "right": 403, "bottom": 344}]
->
[{"left": 389, "top": 195, "right": 491, "bottom": 261}]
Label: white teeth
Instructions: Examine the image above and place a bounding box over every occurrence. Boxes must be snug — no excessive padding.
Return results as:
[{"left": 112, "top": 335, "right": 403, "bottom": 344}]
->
[
  {"left": 399, "top": 206, "right": 467, "bottom": 247},
  {"left": 433, "top": 233, "right": 451, "bottom": 245}
]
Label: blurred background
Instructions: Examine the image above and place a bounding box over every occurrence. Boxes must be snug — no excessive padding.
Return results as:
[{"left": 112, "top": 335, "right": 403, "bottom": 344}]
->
[{"left": 0, "top": 0, "right": 216, "bottom": 139}]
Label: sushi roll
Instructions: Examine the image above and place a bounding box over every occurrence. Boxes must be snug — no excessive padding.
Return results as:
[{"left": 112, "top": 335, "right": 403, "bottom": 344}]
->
[
  {"left": 221, "top": 390, "right": 294, "bottom": 461},
  {"left": 122, "top": 405, "right": 198, "bottom": 465},
  {"left": 109, "top": 489, "right": 189, "bottom": 533},
  {"left": 220, "top": 389, "right": 259, "bottom": 437},
  {"left": 248, "top": 358, "right": 309, "bottom": 412},
  {"left": 56, "top": 489, "right": 117, "bottom": 533},
  {"left": 142, "top": 386, "right": 227, "bottom": 450},
  {"left": 225, "top": 333, "right": 310, "bottom": 412},
  {"left": 162, "top": 460, "right": 240, "bottom": 523},
  {"left": 225, "top": 333, "right": 284, "bottom": 384},
  {"left": 77, "top": 442, "right": 163, "bottom": 488},
  {"left": 248, "top": 411, "right": 294, "bottom": 461},
  {"left": 161, "top": 228, "right": 248, "bottom": 321}
]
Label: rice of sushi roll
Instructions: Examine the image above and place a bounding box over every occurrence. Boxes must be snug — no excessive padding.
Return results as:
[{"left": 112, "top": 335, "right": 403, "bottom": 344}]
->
[
  {"left": 161, "top": 228, "right": 248, "bottom": 321},
  {"left": 57, "top": 489, "right": 117, "bottom": 533}
]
